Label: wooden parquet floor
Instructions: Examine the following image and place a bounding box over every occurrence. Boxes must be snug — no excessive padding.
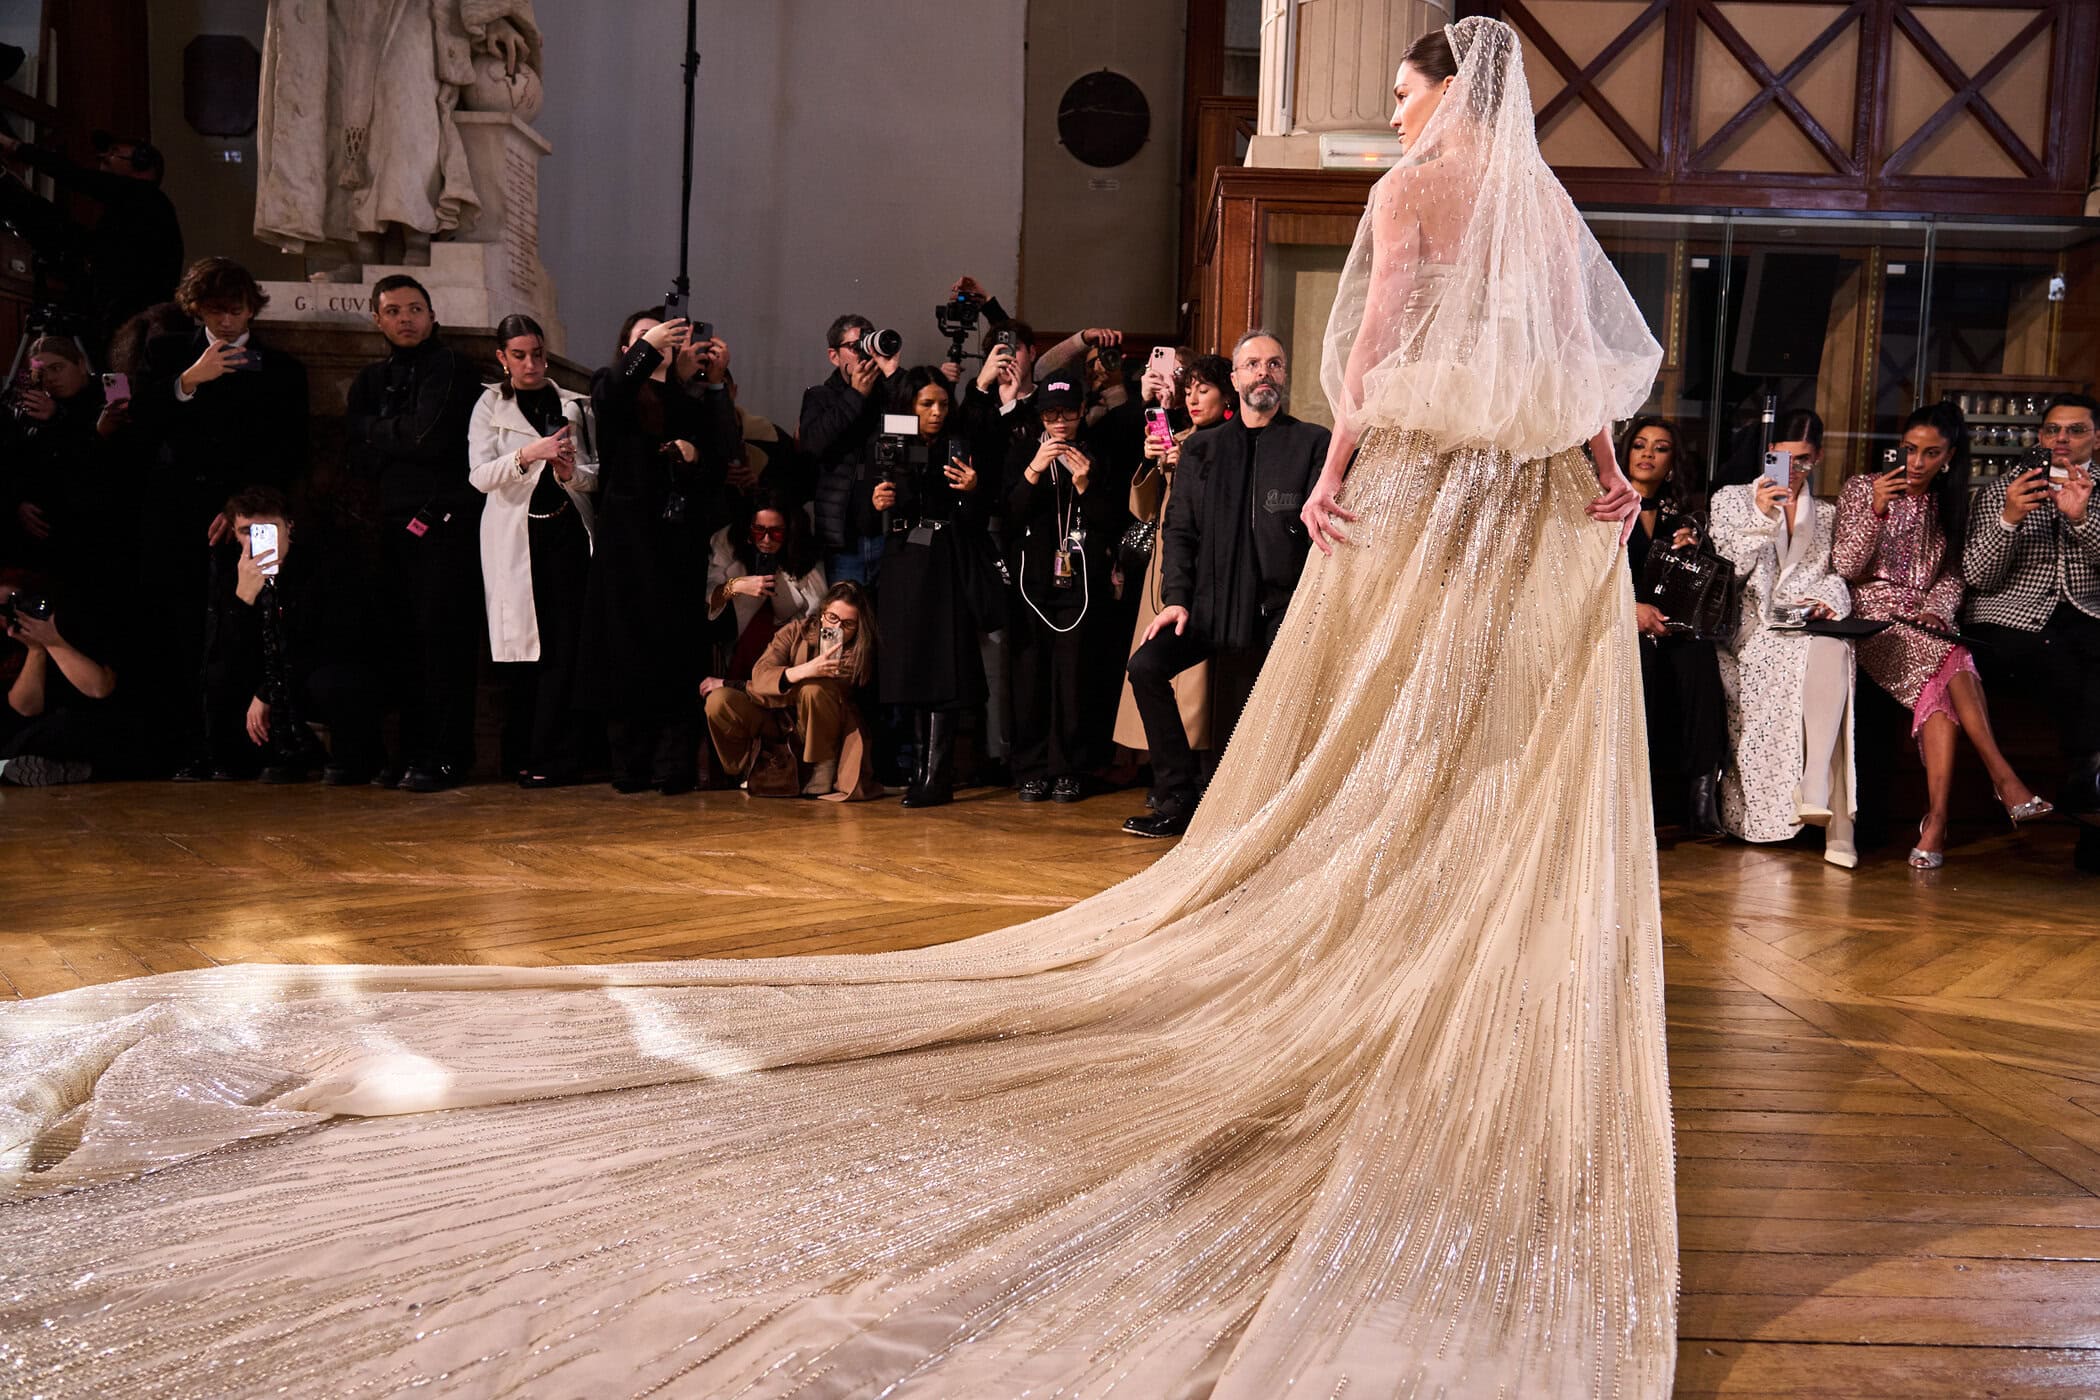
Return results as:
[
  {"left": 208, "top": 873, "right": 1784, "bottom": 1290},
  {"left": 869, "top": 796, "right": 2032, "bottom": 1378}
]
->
[{"left": 4, "top": 780, "right": 2098, "bottom": 1397}]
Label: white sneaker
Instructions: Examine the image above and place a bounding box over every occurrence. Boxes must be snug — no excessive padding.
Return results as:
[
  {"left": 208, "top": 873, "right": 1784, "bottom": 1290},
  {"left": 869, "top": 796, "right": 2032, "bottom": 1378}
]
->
[{"left": 801, "top": 759, "right": 837, "bottom": 796}]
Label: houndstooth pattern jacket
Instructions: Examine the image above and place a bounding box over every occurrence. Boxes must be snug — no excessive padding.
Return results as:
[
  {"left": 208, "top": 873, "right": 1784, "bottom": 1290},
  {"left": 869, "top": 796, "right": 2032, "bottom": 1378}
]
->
[{"left": 1961, "top": 475, "right": 2100, "bottom": 632}]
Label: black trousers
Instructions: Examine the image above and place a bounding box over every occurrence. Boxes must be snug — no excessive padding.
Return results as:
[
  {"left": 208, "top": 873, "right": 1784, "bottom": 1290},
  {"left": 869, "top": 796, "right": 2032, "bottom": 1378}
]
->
[
  {"left": 1127, "top": 610, "right": 1284, "bottom": 817},
  {"left": 1009, "top": 595, "right": 1092, "bottom": 783},
  {"left": 203, "top": 648, "right": 385, "bottom": 773},
  {"left": 1968, "top": 605, "right": 2100, "bottom": 840},
  {"left": 499, "top": 514, "right": 593, "bottom": 779},
  {"left": 382, "top": 523, "right": 483, "bottom": 771},
  {"left": 1637, "top": 632, "right": 1728, "bottom": 816}
]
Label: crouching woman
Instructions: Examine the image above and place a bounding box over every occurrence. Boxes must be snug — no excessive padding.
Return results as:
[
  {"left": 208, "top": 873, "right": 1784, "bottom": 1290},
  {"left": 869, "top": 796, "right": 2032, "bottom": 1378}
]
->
[{"left": 704, "top": 581, "right": 883, "bottom": 800}]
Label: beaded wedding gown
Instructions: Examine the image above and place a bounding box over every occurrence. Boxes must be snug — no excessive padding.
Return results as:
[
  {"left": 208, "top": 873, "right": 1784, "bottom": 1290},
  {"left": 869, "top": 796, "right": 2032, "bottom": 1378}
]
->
[{"left": 0, "top": 20, "right": 1674, "bottom": 1399}]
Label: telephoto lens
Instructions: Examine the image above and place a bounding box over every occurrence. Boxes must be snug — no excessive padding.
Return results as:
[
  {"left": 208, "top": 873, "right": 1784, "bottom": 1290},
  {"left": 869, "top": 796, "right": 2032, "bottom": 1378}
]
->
[{"left": 864, "top": 327, "right": 903, "bottom": 359}]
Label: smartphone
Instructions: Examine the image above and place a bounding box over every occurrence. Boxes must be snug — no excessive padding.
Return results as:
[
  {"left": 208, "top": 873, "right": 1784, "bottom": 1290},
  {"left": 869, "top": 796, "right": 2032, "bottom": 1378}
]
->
[
  {"left": 1761, "top": 449, "right": 1793, "bottom": 490},
  {"left": 661, "top": 289, "right": 688, "bottom": 324},
  {"left": 249, "top": 521, "right": 280, "bottom": 577},
  {"left": 100, "top": 371, "right": 131, "bottom": 403},
  {"left": 1148, "top": 346, "right": 1176, "bottom": 378},
  {"left": 690, "top": 319, "right": 714, "bottom": 346},
  {"left": 1144, "top": 406, "right": 1174, "bottom": 448}
]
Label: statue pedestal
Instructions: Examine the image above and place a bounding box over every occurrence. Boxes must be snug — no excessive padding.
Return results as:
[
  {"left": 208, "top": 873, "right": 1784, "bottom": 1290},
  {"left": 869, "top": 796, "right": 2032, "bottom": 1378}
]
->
[{"left": 255, "top": 115, "right": 567, "bottom": 354}]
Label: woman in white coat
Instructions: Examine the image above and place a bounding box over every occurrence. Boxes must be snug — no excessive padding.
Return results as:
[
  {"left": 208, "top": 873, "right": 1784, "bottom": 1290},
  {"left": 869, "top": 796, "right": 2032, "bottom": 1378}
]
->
[
  {"left": 1708, "top": 410, "right": 1859, "bottom": 867},
  {"left": 469, "top": 313, "right": 599, "bottom": 786}
]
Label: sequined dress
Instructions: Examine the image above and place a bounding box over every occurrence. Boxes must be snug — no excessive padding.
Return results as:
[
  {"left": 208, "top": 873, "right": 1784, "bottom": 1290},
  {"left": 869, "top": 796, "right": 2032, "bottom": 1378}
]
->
[
  {"left": 1832, "top": 474, "right": 1976, "bottom": 733},
  {"left": 0, "top": 415, "right": 1676, "bottom": 1394}
]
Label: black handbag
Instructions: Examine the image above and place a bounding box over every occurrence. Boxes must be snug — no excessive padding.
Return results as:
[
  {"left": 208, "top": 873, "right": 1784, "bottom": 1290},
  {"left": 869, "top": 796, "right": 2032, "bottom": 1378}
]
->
[
  {"left": 1639, "top": 530, "right": 1742, "bottom": 642},
  {"left": 1117, "top": 517, "right": 1158, "bottom": 578}
]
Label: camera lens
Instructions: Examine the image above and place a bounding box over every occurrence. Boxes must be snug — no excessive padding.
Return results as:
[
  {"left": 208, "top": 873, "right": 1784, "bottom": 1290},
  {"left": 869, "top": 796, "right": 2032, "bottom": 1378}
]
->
[{"left": 866, "top": 328, "right": 903, "bottom": 359}]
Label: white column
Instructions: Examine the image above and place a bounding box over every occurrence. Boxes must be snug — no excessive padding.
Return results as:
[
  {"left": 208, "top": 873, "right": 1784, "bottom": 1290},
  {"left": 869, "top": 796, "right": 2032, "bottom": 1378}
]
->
[{"left": 1247, "top": 0, "right": 1452, "bottom": 169}]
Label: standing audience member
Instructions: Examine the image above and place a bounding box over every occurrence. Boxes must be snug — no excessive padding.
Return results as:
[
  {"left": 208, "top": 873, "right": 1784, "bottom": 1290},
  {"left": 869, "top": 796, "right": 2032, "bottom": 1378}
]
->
[
  {"left": 210, "top": 488, "right": 384, "bottom": 784},
  {"left": 1622, "top": 415, "right": 1728, "bottom": 833},
  {"left": 862, "top": 368, "right": 990, "bottom": 808},
  {"left": 0, "top": 574, "right": 125, "bottom": 786},
  {"left": 1005, "top": 378, "right": 1123, "bottom": 804},
  {"left": 583, "top": 311, "right": 738, "bottom": 794},
  {"left": 1836, "top": 402, "right": 2050, "bottom": 868},
  {"left": 135, "top": 257, "right": 309, "bottom": 778},
  {"left": 1709, "top": 410, "right": 1859, "bottom": 867},
  {"left": 1113, "top": 353, "right": 1232, "bottom": 782},
  {"left": 468, "top": 313, "right": 598, "bottom": 788},
  {"left": 1963, "top": 391, "right": 2100, "bottom": 874},
  {"left": 703, "top": 491, "right": 827, "bottom": 695},
  {"left": 803, "top": 315, "right": 903, "bottom": 586},
  {"left": 1, "top": 336, "right": 128, "bottom": 597},
  {"left": 343, "top": 274, "right": 485, "bottom": 791},
  {"left": 1122, "top": 332, "right": 1328, "bottom": 838},
  {"left": 705, "top": 581, "right": 881, "bottom": 800},
  {"left": 0, "top": 129, "right": 182, "bottom": 349}
]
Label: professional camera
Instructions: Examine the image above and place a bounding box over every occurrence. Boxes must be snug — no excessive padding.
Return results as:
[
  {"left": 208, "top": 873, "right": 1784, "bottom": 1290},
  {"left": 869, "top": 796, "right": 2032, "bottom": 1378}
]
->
[
  {"left": 856, "top": 327, "right": 903, "bottom": 361},
  {"left": 935, "top": 293, "right": 981, "bottom": 366},
  {"left": 0, "top": 592, "right": 54, "bottom": 623},
  {"left": 871, "top": 413, "right": 933, "bottom": 487}
]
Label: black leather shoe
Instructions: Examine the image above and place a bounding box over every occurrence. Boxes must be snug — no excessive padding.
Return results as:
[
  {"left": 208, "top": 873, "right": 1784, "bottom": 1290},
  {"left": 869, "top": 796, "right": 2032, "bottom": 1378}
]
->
[
  {"left": 398, "top": 764, "right": 464, "bottom": 793},
  {"left": 259, "top": 764, "right": 314, "bottom": 785},
  {"left": 1123, "top": 811, "right": 1190, "bottom": 839},
  {"left": 1686, "top": 768, "right": 1724, "bottom": 835},
  {"left": 371, "top": 764, "right": 406, "bottom": 789},
  {"left": 174, "top": 760, "right": 248, "bottom": 782},
  {"left": 655, "top": 777, "right": 696, "bottom": 796},
  {"left": 1017, "top": 778, "right": 1051, "bottom": 803},
  {"left": 1051, "top": 775, "right": 1084, "bottom": 803}
]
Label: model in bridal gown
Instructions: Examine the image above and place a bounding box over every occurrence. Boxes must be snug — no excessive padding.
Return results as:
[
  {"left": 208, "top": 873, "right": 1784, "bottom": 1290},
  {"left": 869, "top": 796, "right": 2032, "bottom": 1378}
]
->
[{"left": 0, "top": 19, "right": 1674, "bottom": 1399}]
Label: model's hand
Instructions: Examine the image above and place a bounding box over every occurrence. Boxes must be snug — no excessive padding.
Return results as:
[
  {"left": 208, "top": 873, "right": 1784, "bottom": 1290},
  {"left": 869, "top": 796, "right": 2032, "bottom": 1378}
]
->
[
  {"left": 234, "top": 545, "right": 268, "bottom": 605},
  {"left": 1805, "top": 601, "right": 1836, "bottom": 621},
  {"left": 729, "top": 573, "right": 774, "bottom": 599},
  {"left": 1302, "top": 470, "right": 1358, "bottom": 556},
  {"left": 1671, "top": 524, "right": 1699, "bottom": 550},
  {"left": 641, "top": 318, "right": 688, "bottom": 355},
  {"left": 1588, "top": 465, "right": 1640, "bottom": 546},
  {"left": 1145, "top": 604, "right": 1189, "bottom": 642}
]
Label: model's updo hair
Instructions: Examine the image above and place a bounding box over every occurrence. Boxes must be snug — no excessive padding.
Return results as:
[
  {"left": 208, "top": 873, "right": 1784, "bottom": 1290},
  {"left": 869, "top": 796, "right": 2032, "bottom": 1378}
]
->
[{"left": 1401, "top": 28, "right": 1457, "bottom": 83}]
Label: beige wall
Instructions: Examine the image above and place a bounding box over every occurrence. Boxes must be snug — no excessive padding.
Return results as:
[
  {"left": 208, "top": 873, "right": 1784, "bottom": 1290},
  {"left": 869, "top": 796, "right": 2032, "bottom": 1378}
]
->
[{"left": 1021, "top": 1, "right": 1185, "bottom": 335}]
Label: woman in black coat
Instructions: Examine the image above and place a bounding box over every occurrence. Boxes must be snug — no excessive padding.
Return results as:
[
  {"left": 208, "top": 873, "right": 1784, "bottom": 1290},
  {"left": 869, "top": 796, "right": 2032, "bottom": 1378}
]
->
[
  {"left": 858, "top": 367, "right": 992, "bottom": 807},
  {"left": 580, "top": 311, "right": 739, "bottom": 794}
]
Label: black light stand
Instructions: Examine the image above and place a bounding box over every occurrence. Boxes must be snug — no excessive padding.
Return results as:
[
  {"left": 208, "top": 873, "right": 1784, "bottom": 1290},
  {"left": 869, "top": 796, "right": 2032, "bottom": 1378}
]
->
[{"left": 664, "top": 0, "right": 700, "bottom": 322}]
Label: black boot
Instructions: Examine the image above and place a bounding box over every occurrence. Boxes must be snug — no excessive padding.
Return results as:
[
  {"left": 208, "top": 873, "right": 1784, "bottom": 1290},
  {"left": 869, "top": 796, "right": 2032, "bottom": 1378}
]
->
[
  {"left": 1686, "top": 766, "right": 1724, "bottom": 835},
  {"left": 903, "top": 710, "right": 955, "bottom": 808},
  {"left": 899, "top": 709, "right": 930, "bottom": 806}
]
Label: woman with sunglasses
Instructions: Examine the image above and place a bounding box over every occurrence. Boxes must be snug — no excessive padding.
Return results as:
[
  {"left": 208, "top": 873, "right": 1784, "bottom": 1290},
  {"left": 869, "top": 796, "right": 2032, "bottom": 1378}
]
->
[{"left": 701, "top": 490, "right": 826, "bottom": 711}]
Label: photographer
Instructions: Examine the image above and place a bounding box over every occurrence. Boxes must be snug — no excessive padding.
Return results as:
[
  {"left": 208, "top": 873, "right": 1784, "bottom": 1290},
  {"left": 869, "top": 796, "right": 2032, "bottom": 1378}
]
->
[
  {"left": 803, "top": 314, "right": 903, "bottom": 586},
  {"left": 1113, "top": 353, "right": 1230, "bottom": 774},
  {"left": 859, "top": 367, "right": 994, "bottom": 808},
  {"left": 1122, "top": 332, "right": 1327, "bottom": 838},
  {"left": 582, "top": 310, "right": 738, "bottom": 794},
  {"left": 703, "top": 490, "right": 827, "bottom": 695},
  {"left": 205, "top": 488, "right": 384, "bottom": 784},
  {"left": 132, "top": 257, "right": 310, "bottom": 778},
  {"left": 344, "top": 274, "right": 487, "bottom": 792},
  {"left": 1963, "top": 391, "right": 2100, "bottom": 873},
  {"left": 1621, "top": 415, "right": 1727, "bottom": 833},
  {"left": 0, "top": 574, "right": 125, "bottom": 787},
  {"left": 705, "top": 581, "right": 881, "bottom": 800},
  {"left": 1005, "top": 378, "right": 1124, "bottom": 804},
  {"left": 1, "top": 335, "right": 131, "bottom": 596},
  {"left": 469, "top": 313, "right": 597, "bottom": 788},
  {"left": 1708, "top": 409, "right": 1859, "bottom": 868},
  {"left": 0, "top": 129, "right": 182, "bottom": 348}
]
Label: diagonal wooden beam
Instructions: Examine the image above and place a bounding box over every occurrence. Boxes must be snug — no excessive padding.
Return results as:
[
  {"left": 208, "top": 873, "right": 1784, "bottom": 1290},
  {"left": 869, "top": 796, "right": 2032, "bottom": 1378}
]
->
[
  {"left": 1881, "top": 6, "right": 2049, "bottom": 181},
  {"left": 1502, "top": 0, "right": 1661, "bottom": 169},
  {"left": 1691, "top": 0, "right": 1860, "bottom": 175},
  {"left": 1533, "top": 0, "right": 1670, "bottom": 134}
]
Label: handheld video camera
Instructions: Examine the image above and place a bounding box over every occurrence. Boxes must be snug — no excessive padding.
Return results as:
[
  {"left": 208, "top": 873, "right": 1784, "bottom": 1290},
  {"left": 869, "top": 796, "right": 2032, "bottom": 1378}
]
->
[
  {"left": 872, "top": 413, "right": 934, "bottom": 495},
  {"left": 935, "top": 293, "right": 982, "bottom": 367}
]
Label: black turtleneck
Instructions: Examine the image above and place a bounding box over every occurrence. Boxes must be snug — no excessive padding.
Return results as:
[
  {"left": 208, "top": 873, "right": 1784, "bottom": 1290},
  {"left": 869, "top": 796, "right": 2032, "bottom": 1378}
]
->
[{"left": 344, "top": 333, "right": 487, "bottom": 525}]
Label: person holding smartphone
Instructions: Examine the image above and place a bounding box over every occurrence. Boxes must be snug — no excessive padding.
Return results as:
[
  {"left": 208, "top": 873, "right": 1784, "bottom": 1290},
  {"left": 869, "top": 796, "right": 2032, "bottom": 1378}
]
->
[
  {"left": 704, "top": 582, "right": 882, "bottom": 800},
  {"left": 1962, "top": 391, "right": 2100, "bottom": 872},
  {"left": 134, "top": 257, "right": 310, "bottom": 781},
  {"left": 1835, "top": 402, "right": 2051, "bottom": 867},
  {"left": 1708, "top": 408, "right": 1859, "bottom": 866}
]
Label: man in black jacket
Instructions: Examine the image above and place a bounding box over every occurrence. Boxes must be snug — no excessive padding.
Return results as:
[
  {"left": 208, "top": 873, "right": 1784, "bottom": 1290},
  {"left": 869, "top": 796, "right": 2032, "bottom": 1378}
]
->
[
  {"left": 1123, "top": 331, "right": 1329, "bottom": 838},
  {"left": 133, "top": 257, "right": 310, "bottom": 778},
  {"left": 801, "top": 314, "right": 903, "bottom": 585},
  {"left": 343, "top": 274, "right": 486, "bottom": 791}
]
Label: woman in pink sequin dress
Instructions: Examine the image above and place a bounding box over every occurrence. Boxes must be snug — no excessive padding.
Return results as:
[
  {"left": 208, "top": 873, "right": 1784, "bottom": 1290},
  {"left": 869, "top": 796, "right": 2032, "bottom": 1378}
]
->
[{"left": 1833, "top": 401, "right": 2052, "bottom": 867}]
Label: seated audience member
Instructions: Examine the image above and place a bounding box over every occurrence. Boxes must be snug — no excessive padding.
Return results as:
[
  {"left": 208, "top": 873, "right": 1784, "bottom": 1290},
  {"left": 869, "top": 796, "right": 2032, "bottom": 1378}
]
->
[
  {"left": 1621, "top": 414, "right": 1728, "bottom": 833},
  {"left": 469, "top": 313, "right": 598, "bottom": 788},
  {"left": 2, "top": 335, "right": 130, "bottom": 595},
  {"left": 705, "top": 581, "right": 881, "bottom": 800},
  {"left": 1709, "top": 409, "right": 1859, "bottom": 867},
  {"left": 209, "top": 488, "right": 384, "bottom": 784},
  {"left": 1005, "top": 377, "right": 1125, "bottom": 805},
  {"left": 859, "top": 367, "right": 992, "bottom": 808},
  {"left": 343, "top": 274, "right": 485, "bottom": 792},
  {"left": 582, "top": 311, "right": 738, "bottom": 794},
  {"left": 1113, "top": 353, "right": 1232, "bottom": 783},
  {"left": 804, "top": 315, "right": 904, "bottom": 586},
  {"left": 1963, "top": 390, "right": 2100, "bottom": 874},
  {"left": 135, "top": 257, "right": 310, "bottom": 778},
  {"left": 703, "top": 490, "right": 827, "bottom": 693},
  {"left": 0, "top": 573, "right": 125, "bottom": 786},
  {"left": 1835, "top": 402, "right": 2050, "bottom": 868},
  {"left": 1122, "top": 332, "right": 1327, "bottom": 837}
]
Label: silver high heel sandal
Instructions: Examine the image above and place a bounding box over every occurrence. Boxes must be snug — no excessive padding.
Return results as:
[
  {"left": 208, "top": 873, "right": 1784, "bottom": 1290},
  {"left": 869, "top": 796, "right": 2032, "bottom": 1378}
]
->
[
  {"left": 2000, "top": 792, "right": 2055, "bottom": 827},
  {"left": 1908, "top": 820, "right": 1944, "bottom": 871}
]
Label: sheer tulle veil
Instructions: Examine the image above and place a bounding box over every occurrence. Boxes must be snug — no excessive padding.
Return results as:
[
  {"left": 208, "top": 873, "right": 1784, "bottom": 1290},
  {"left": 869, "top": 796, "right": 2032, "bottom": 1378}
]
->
[{"left": 1320, "top": 17, "right": 1661, "bottom": 460}]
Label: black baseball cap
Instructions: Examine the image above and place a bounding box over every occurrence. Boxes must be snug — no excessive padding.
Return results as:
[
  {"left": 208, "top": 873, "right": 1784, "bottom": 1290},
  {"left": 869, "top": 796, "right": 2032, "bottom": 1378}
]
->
[{"left": 1037, "top": 379, "right": 1085, "bottom": 413}]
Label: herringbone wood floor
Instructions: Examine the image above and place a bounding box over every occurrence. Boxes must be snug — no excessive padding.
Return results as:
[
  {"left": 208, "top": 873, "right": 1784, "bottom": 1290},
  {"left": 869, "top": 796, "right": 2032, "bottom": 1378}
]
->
[{"left": 4, "top": 780, "right": 2098, "bottom": 1397}]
